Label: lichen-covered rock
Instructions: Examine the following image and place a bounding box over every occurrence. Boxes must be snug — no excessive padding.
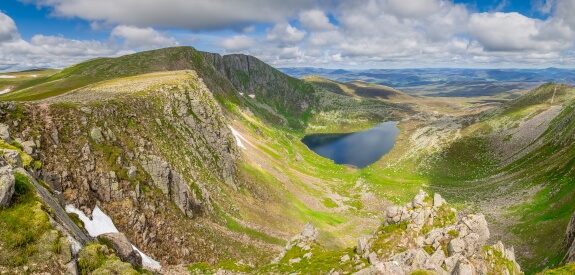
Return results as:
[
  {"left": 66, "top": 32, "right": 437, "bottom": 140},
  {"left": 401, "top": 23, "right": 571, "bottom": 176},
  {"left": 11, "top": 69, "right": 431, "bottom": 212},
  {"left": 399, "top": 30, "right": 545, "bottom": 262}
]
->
[
  {"left": 354, "top": 191, "right": 522, "bottom": 275},
  {"left": 141, "top": 155, "right": 198, "bottom": 217},
  {"left": 2, "top": 149, "right": 22, "bottom": 168},
  {"left": 272, "top": 223, "right": 319, "bottom": 264},
  {"left": 20, "top": 140, "right": 36, "bottom": 155},
  {"left": 0, "top": 123, "right": 11, "bottom": 143},
  {"left": 99, "top": 232, "right": 142, "bottom": 269},
  {"left": 90, "top": 127, "right": 104, "bottom": 143},
  {"left": 412, "top": 189, "right": 429, "bottom": 207},
  {"left": 0, "top": 165, "right": 15, "bottom": 206},
  {"left": 433, "top": 193, "right": 446, "bottom": 207}
]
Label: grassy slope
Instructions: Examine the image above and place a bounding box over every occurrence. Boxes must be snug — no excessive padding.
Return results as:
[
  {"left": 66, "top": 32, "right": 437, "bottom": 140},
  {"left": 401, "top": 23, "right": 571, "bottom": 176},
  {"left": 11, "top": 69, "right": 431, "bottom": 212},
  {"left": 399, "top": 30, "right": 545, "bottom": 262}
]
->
[
  {"left": 0, "top": 47, "right": 240, "bottom": 104},
  {"left": 422, "top": 83, "right": 575, "bottom": 273},
  {"left": 0, "top": 173, "right": 72, "bottom": 273},
  {"left": 0, "top": 69, "right": 58, "bottom": 92},
  {"left": 303, "top": 75, "right": 412, "bottom": 101}
]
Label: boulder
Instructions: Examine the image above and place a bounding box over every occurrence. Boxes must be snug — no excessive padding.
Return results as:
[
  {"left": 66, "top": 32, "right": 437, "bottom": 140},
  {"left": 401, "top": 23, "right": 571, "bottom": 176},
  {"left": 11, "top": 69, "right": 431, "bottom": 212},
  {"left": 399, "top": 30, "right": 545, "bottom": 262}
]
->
[
  {"left": 0, "top": 123, "right": 11, "bottom": 143},
  {"left": 2, "top": 149, "right": 22, "bottom": 167},
  {"left": 298, "top": 222, "right": 319, "bottom": 243},
  {"left": 90, "top": 127, "right": 104, "bottom": 143},
  {"left": 357, "top": 236, "right": 371, "bottom": 255},
  {"left": 433, "top": 193, "right": 446, "bottom": 207},
  {"left": 386, "top": 205, "right": 401, "bottom": 219},
  {"left": 272, "top": 223, "right": 319, "bottom": 264},
  {"left": 127, "top": 166, "right": 137, "bottom": 179},
  {"left": 412, "top": 189, "right": 428, "bottom": 208},
  {"left": 447, "top": 238, "right": 466, "bottom": 256},
  {"left": 99, "top": 233, "right": 142, "bottom": 269},
  {"left": 452, "top": 258, "right": 475, "bottom": 275},
  {"left": 0, "top": 165, "right": 15, "bottom": 206},
  {"left": 461, "top": 214, "right": 490, "bottom": 244},
  {"left": 427, "top": 248, "right": 446, "bottom": 268},
  {"left": 20, "top": 140, "right": 36, "bottom": 155},
  {"left": 368, "top": 252, "right": 379, "bottom": 265}
]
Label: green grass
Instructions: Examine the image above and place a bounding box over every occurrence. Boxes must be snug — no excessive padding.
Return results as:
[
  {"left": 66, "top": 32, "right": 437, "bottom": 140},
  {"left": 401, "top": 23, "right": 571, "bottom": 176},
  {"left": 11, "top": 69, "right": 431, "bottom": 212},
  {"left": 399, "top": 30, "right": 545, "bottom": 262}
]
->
[
  {"left": 78, "top": 243, "right": 140, "bottom": 275},
  {"left": 0, "top": 173, "right": 51, "bottom": 267},
  {"left": 539, "top": 262, "right": 575, "bottom": 274},
  {"left": 321, "top": 198, "right": 338, "bottom": 208},
  {"left": 0, "top": 140, "right": 34, "bottom": 168}
]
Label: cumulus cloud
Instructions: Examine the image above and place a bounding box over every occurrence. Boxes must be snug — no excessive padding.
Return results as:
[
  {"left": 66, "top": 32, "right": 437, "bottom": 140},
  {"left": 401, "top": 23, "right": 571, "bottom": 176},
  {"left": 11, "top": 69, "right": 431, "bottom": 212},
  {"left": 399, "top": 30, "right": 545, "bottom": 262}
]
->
[
  {"left": 0, "top": 13, "right": 19, "bottom": 42},
  {"left": 23, "top": 0, "right": 315, "bottom": 30},
  {"left": 299, "top": 9, "right": 335, "bottom": 31},
  {"left": 534, "top": 0, "right": 556, "bottom": 14},
  {"left": 266, "top": 23, "right": 307, "bottom": 45},
  {"left": 554, "top": 0, "right": 575, "bottom": 30},
  {"left": 0, "top": 12, "right": 143, "bottom": 72},
  {"left": 6, "top": 0, "right": 575, "bottom": 69},
  {"left": 385, "top": 0, "right": 442, "bottom": 18},
  {"left": 468, "top": 12, "right": 573, "bottom": 52},
  {"left": 111, "top": 25, "right": 178, "bottom": 50},
  {"left": 217, "top": 35, "right": 256, "bottom": 52}
]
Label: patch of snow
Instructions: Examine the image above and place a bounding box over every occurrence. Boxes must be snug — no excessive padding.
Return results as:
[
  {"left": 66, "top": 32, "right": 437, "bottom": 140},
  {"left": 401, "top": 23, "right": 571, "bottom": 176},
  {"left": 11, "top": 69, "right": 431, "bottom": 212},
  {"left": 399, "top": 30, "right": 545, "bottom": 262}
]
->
[
  {"left": 0, "top": 75, "right": 15, "bottom": 78},
  {"left": 229, "top": 126, "right": 255, "bottom": 150},
  {"left": 65, "top": 205, "right": 119, "bottom": 236},
  {"left": 31, "top": 74, "right": 37, "bottom": 77},
  {"left": 0, "top": 89, "right": 11, "bottom": 95},
  {"left": 67, "top": 236, "right": 83, "bottom": 255},
  {"left": 248, "top": 94, "right": 255, "bottom": 98},
  {"left": 132, "top": 245, "right": 162, "bottom": 269},
  {"left": 229, "top": 126, "right": 246, "bottom": 149},
  {"left": 239, "top": 92, "right": 244, "bottom": 96},
  {"left": 65, "top": 204, "right": 162, "bottom": 269}
]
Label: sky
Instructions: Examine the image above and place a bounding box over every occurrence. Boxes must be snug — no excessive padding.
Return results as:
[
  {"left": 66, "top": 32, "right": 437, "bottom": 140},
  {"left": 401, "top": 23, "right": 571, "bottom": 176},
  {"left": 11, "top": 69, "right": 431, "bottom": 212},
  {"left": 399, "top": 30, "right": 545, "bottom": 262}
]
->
[{"left": 0, "top": 0, "right": 574, "bottom": 71}]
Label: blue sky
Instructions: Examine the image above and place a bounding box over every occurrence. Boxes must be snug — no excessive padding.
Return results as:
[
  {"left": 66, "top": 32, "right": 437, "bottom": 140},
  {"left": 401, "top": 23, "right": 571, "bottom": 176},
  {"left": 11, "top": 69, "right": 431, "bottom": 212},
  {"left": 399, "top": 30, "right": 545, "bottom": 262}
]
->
[{"left": 0, "top": 0, "right": 573, "bottom": 71}]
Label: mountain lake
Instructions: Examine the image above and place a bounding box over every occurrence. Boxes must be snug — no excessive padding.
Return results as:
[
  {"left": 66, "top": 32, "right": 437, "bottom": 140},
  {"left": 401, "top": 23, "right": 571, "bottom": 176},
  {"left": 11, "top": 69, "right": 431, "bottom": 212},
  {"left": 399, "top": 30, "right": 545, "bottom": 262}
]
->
[{"left": 301, "top": 121, "right": 400, "bottom": 168}]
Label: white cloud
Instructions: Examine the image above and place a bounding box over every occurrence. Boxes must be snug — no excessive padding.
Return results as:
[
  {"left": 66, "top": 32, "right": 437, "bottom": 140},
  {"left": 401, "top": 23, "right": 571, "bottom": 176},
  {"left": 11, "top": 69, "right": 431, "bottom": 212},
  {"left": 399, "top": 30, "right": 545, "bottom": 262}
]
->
[
  {"left": 24, "top": 0, "right": 316, "bottom": 30},
  {"left": 217, "top": 35, "right": 256, "bottom": 52},
  {"left": 0, "top": 13, "right": 19, "bottom": 42},
  {"left": 0, "top": 12, "right": 139, "bottom": 72},
  {"left": 299, "top": 9, "right": 335, "bottom": 31},
  {"left": 468, "top": 12, "right": 573, "bottom": 52},
  {"left": 385, "top": 0, "right": 442, "bottom": 18},
  {"left": 534, "top": 0, "right": 556, "bottom": 14},
  {"left": 554, "top": 0, "right": 575, "bottom": 30},
  {"left": 6, "top": 1, "right": 575, "bottom": 70},
  {"left": 266, "top": 23, "right": 307, "bottom": 45},
  {"left": 111, "top": 25, "right": 178, "bottom": 50}
]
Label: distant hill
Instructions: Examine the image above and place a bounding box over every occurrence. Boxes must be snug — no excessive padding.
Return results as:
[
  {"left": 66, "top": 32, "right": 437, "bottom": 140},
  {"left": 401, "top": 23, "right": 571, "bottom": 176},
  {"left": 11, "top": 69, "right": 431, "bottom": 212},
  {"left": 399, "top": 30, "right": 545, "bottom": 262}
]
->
[{"left": 302, "top": 75, "right": 412, "bottom": 101}]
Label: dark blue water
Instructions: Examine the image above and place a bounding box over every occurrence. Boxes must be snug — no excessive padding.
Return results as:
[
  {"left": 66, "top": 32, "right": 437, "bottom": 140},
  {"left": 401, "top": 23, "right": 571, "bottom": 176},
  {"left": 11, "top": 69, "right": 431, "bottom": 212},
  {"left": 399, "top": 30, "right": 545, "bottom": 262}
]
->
[{"left": 301, "top": 122, "right": 400, "bottom": 168}]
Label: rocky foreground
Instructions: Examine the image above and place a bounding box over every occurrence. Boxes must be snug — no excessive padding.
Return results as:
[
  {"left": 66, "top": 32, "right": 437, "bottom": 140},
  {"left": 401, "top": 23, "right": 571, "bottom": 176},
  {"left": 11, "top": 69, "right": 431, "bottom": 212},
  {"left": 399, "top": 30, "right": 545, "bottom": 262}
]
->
[{"left": 189, "top": 190, "right": 522, "bottom": 275}]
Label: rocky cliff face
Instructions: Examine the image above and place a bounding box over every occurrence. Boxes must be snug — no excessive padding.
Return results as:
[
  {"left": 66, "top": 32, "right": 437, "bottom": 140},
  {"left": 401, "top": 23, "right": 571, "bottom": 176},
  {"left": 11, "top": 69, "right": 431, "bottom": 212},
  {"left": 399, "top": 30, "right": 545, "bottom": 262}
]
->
[
  {"left": 201, "top": 52, "right": 317, "bottom": 128},
  {"left": 562, "top": 211, "right": 575, "bottom": 263},
  {"left": 0, "top": 70, "right": 268, "bottom": 270}
]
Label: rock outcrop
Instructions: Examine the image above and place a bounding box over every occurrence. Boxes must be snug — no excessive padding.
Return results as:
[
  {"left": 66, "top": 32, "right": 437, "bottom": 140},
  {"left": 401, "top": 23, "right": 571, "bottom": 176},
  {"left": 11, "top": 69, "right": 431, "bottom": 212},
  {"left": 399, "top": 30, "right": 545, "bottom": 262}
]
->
[
  {"left": 99, "top": 232, "right": 143, "bottom": 269},
  {"left": 272, "top": 222, "right": 319, "bottom": 264},
  {"left": 242, "top": 190, "right": 523, "bottom": 275},
  {"left": 141, "top": 155, "right": 200, "bottom": 218},
  {"left": 562, "top": 210, "right": 575, "bottom": 263},
  {"left": 355, "top": 190, "right": 521, "bottom": 275},
  {"left": 0, "top": 123, "right": 11, "bottom": 143},
  {"left": 2, "top": 149, "right": 22, "bottom": 168},
  {"left": 0, "top": 165, "right": 14, "bottom": 206}
]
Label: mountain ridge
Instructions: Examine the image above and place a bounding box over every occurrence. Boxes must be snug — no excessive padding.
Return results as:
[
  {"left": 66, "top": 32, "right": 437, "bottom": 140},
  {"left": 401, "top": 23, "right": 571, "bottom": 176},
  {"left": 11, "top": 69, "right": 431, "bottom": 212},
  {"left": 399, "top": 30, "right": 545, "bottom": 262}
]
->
[{"left": 0, "top": 47, "right": 573, "bottom": 274}]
